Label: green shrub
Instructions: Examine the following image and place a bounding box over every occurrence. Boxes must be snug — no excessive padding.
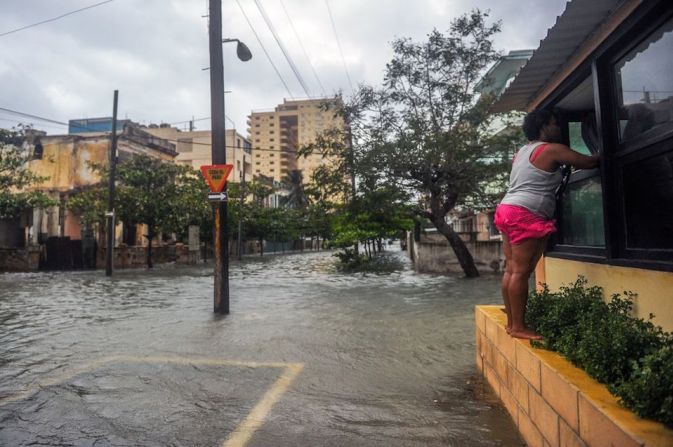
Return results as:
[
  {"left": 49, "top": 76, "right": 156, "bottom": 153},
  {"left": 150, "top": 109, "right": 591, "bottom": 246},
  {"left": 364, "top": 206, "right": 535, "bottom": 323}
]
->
[
  {"left": 616, "top": 346, "right": 673, "bottom": 426},
  {"left": 526, "top": 277, "right": 673, "bottom": 427}
]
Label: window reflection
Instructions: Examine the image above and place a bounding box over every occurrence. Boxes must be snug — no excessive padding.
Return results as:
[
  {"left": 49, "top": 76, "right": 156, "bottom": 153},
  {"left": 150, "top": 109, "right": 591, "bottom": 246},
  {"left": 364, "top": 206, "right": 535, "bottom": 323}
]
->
[
  {"left": 560, "top": 177, "right": 605, "bottom": 247},
  {"left": 615, "top": 17, "right": 673, "bottom": 143}
]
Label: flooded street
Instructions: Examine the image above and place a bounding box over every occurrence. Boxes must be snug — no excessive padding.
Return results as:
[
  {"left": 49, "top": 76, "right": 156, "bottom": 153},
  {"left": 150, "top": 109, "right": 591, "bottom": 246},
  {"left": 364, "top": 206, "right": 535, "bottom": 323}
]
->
[{"left": 0, "top": 249, "right": 521, "bottom": 446}]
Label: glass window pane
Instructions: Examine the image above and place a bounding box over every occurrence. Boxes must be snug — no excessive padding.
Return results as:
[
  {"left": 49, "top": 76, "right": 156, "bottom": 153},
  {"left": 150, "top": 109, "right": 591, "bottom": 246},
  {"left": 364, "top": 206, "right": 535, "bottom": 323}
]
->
[
  {"left": 623, "top": 150, "right": 673, "bottom": 250},
  {"left": 560, "top": 176, "right": 605, "bottom": 246},
  {"left": 568, "top": 122, "right": 592, "bottom": 155},
  {"left": 614, "top": 18, "right": 673, "bottom": 142}
]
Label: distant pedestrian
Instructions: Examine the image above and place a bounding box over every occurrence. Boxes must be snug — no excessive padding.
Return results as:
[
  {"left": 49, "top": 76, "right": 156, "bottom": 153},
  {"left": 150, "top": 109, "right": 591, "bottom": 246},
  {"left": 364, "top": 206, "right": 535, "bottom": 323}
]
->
[{"left": 494, "top": 110, "right": 599, "bottom": 340}]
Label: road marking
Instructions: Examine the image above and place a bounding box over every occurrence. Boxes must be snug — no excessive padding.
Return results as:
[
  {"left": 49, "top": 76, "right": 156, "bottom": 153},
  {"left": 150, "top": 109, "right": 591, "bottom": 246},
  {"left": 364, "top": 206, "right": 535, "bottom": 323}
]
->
[
  {"left": 222, "top": 362, "right": 304, "bottom": 447},
  {"left": 0, "top": 355, "right": 304, "bottom": 447}
]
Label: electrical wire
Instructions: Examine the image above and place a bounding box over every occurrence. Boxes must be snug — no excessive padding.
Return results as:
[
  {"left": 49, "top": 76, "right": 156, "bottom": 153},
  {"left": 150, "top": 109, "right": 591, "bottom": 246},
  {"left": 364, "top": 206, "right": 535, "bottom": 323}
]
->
[
  {"left": 278, "top": 0, "right": 327, "bottom": 97},
  {"left": 252, "top": 0, "right": 312, "bottom": 98},
  {"left": 0, "top": 0, "right": 115, "bottom": 38},
  {"left": 324, "top": 0, "right": 354, "bottom": 93},
  {"left": 0, "top": 106, "right": 314, "bottom": 155},
  {"left": 235, "top": 0, "right": 294, "bottom": 99}
]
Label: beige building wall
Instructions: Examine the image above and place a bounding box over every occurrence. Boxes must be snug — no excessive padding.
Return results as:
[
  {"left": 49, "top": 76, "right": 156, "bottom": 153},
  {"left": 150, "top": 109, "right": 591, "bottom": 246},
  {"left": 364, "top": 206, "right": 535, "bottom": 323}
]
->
[
  {"left": 144, "top": 126, "right": 253, "bottom": 182},
  {"left": 248, "top": 98, "right": 344, "bottom": 184}
]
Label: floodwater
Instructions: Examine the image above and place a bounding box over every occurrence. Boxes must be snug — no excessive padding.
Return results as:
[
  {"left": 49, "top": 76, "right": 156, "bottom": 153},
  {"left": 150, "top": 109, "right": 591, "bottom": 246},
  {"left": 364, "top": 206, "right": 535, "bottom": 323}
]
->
[{"left": 0, "top": 248, "right": 522, "bottom": 446}]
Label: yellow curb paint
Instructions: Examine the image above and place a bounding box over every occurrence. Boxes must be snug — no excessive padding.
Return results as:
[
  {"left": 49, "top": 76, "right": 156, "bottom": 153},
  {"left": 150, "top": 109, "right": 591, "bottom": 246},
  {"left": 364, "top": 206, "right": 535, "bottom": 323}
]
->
[
  {"left": 0, "top": 355, "right": 305, "bottom": 447},
  {"left": 222, "top": 363, "right": 305, "bottom": 447}
]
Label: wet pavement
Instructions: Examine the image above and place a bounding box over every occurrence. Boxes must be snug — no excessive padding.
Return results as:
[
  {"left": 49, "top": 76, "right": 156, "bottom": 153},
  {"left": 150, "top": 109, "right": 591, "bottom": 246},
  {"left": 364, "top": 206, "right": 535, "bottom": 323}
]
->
[{"left": 0, "top": 248, "right": 522, "bottom": 446}]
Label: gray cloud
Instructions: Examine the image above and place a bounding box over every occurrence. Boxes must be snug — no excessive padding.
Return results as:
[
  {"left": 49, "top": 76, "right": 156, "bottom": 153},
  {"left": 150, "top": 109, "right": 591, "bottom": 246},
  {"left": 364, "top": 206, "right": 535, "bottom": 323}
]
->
[{"left": 0, "top": 0, "right": 567, "bottom": 135}]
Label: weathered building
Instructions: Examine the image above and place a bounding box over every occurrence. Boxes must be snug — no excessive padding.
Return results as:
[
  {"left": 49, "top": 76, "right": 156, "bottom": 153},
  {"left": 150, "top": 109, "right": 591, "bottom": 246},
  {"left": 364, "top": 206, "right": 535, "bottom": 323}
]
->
[{"left": 144, "top": 125, "right": 252, "bottom": 183}]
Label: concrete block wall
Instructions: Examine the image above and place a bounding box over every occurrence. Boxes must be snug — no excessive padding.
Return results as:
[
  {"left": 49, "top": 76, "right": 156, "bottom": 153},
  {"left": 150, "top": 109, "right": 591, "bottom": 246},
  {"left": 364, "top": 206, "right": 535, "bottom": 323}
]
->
[{"left": 475, "top": 305, "right": 673, "bottom": 447}]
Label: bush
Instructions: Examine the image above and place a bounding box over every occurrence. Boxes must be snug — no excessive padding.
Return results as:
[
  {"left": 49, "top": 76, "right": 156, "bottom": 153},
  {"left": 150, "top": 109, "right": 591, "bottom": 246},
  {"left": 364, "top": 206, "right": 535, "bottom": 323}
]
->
[{"left": 526, "top": 277, "right": 673, "bottom": 427}]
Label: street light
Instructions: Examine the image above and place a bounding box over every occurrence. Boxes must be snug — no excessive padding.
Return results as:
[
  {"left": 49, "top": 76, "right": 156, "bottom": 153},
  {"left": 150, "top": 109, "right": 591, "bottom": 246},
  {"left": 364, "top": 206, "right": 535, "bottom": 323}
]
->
[
  {"left": 223, "top": 38, "right": 252, "bottom": 62},
  {"left": 209, "top": 0, "right": 252, "bottom": 315}
]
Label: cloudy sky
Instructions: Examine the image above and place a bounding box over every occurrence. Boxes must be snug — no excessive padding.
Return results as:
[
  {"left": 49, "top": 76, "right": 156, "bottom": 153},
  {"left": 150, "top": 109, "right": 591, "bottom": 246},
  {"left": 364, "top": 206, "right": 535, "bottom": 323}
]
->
[{"left": 0, "top": 0, "right": 568, "bottom": 136}]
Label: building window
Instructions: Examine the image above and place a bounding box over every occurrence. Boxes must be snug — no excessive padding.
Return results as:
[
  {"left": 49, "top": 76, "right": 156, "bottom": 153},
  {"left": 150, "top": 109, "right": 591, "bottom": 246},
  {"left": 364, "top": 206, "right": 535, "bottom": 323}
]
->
[
  {"left": 614, "top": 17, "right": 673, "bottom": 144},
  {"left": 611, "top": 16, "right": 673, "bottom": 262},
  {"left": 559, "top": 176, "right": 605, "bottom": 247}
]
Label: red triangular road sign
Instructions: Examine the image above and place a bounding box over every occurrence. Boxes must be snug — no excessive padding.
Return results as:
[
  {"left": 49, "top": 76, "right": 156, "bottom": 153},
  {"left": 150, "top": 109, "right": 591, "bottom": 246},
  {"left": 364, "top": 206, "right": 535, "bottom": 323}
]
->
[{"left": 200, "top": 164, "right": 233, "bottom": 192}]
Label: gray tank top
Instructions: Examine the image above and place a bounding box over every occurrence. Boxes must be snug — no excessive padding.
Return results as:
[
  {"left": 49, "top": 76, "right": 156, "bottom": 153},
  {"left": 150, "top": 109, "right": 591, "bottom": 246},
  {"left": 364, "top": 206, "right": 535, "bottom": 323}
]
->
[{"left": 500, "top": 142, "right": 563, "bottom": 219}]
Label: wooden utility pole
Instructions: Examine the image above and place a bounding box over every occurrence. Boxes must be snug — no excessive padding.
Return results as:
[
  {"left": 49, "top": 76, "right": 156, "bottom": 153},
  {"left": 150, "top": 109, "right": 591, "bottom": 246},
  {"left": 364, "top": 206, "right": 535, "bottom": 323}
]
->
[
  {"left": 105, "top": 90, "right": 119, "bottom": 277},
  {"left": 209, "top": 0, "right": 229, "bottom": 313}
]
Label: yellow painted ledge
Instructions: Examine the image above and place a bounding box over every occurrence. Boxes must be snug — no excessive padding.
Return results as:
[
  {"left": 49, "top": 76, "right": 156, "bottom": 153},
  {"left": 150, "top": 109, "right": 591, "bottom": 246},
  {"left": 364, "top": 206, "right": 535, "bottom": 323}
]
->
[{"left": 477, "top": 305, "right": 673, "bottom": 447}]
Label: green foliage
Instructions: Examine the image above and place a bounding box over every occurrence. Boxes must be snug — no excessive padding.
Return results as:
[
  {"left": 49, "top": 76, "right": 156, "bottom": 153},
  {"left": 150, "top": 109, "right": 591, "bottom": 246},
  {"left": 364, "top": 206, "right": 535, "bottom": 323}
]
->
[
  {"left": 0, "top": 127, "right": 55, "bottom": 219},
  {"left": 66, "top": 186, "right": 107, "bottom": 226},
  {"left": 526, "top": 277, "right": 673, "bottom": 427},
  {"left": 615, "top": 346, "right": 673, "bottom": 426}
]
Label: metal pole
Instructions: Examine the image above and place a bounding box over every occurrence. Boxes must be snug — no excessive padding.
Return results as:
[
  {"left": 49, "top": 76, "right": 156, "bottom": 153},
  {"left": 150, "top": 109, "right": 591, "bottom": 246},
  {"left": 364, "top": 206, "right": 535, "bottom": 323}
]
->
[
  {"left": 237, "top": 169, "right": 244, "bottom": 260},
  {"left": 209, "top": 0, "right": 229, "bottom": 314},
  {"left": 105, "top": 90, "right": 119, "bottom": 276}
]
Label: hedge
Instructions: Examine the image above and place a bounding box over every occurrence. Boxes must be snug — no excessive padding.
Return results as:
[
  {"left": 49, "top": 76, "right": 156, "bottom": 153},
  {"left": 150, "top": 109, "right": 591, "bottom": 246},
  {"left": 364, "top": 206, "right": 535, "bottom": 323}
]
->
[{"left": 526, "top": 277, "right": 673, "bottom": 427}]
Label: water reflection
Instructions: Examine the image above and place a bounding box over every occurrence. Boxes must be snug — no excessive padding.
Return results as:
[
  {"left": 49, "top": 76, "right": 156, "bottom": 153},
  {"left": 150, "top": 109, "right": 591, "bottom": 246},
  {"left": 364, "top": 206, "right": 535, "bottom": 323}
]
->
[{"left": 0, "top": 249, "right": 520, "bottom": 446}]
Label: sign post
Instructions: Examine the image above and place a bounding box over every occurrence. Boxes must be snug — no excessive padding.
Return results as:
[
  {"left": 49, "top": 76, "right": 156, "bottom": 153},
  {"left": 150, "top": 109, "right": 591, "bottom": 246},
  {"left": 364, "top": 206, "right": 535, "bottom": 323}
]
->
[{"left": 201, "top": 164, "right": 233, "bottom": 313}]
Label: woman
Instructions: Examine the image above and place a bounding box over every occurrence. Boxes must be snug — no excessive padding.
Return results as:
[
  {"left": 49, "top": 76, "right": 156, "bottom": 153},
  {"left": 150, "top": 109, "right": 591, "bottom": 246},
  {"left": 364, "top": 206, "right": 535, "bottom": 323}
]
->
[{"left": 495, "top": 110, "right": 599, "bottom": 340}]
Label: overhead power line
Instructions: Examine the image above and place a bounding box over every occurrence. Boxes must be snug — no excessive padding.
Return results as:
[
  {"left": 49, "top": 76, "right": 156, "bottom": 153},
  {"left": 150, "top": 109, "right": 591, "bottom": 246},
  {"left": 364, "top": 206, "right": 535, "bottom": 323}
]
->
[
  {"left": 234, "top": 0, "right": 294, "bottom": 99},
  {"left": 0, "top": 0, "right": 115, "bottom": 38},
  {"left": 324, "top": 0, "right": 354, "bottom": 93},
  {"left": 252, "top": 0, "right": 313, "bottom": 99},
  {"left": 0, "top": 106, "right": 310, "bottom": 155},
  {"left": 278, "top": 0, "right": 327, "bottom": 97}
]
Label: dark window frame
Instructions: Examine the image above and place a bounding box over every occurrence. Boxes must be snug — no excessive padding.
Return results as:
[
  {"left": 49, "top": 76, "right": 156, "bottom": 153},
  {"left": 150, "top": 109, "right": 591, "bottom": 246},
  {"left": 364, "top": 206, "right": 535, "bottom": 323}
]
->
[{"left": 540, "top": 1, "right": 673, "bottom": 271}]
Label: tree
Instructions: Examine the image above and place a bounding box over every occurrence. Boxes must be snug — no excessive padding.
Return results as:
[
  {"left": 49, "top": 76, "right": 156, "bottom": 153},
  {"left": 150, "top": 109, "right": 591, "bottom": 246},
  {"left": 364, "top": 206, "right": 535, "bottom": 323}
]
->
[
  {"left": 114, "top": 155, "right": 193, "bottom": 268},
  {"left": 365, "top": 10, "right": 516, "bottom": 277},
  {"left": 281, "top": 169, "right": 308, "bottom": 209},
  {"left": 0, "top": 127, "right": 54, "bottom": 220}
]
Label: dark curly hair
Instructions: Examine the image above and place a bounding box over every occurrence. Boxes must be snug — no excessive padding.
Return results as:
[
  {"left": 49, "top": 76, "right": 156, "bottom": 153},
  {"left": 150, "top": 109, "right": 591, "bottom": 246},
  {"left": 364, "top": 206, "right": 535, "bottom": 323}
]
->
[{"left": 522, "top": 109, "right": 556, "bottom": 141}]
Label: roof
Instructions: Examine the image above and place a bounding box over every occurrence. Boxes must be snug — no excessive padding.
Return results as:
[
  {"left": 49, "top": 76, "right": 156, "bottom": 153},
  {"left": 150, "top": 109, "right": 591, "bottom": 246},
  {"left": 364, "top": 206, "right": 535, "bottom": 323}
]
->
[
  {"left": 492, "top": 0, "right": 624, "bottom": 113},
  {"left": 475, "top": 50, "right": 534, "bottom": 97}
]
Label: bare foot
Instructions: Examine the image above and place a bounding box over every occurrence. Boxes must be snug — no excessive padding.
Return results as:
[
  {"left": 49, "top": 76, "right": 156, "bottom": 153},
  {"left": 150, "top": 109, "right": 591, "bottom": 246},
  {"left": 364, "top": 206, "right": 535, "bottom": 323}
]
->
[{"left": 510, "top": 328, "right": 543, "bottom": 340}]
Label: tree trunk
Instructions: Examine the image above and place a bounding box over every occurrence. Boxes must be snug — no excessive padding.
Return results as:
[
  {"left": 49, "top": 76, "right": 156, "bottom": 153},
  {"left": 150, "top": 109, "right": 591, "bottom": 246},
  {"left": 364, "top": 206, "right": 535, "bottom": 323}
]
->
[
  {"left": 147, "top": 234, "right": 154, "bottom": 269},
  {"left": 433, "top": 217, "right": 479, "bottom": 277},
  {"left": 259, "top": 238, "right": 264, "bottom": 257},
  {"left": 427, "top": 191, "right": 479, "bottom": 277}
]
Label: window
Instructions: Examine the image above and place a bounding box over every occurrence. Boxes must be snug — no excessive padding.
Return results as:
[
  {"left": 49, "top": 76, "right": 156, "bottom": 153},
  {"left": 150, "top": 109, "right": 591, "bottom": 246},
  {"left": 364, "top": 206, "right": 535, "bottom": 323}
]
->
[
  {"left": 622, "top": 150, "right": 673, "bottom": 250},
  {"left": 614, "top": 17, "right": 673, "bottom": 144},
  {"left": 611, "top": 15, "right": 673, "bottom": 262},
  {"left": 559, "top": 176, "right": 605, "bottom": 246}
]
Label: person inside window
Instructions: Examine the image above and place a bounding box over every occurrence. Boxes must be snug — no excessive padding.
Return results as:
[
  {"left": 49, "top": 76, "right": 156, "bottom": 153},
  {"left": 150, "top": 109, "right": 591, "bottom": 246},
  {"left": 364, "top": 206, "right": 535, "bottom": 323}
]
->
[{"left": 494, "top": 110, "right": 599, "bottom": 340}]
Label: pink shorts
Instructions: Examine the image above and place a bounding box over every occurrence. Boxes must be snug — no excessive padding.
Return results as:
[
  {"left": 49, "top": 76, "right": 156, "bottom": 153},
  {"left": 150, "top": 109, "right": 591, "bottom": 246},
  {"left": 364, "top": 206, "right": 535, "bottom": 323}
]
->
[{"left": 494, "top": 204, "right": 557, "bottom": 245}]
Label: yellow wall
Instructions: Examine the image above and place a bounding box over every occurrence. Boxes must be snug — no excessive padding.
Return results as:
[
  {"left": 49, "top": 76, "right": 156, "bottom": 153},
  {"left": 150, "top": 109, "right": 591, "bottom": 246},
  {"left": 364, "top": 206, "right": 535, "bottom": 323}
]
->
[{"left": 540, "top": 257, "right": 673, "bottom": 332}]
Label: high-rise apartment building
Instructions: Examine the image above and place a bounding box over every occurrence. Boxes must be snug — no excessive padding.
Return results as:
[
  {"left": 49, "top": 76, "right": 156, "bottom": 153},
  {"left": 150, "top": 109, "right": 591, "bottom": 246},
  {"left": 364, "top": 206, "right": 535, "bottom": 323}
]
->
[{"left": 248, "top": 98, "right": 344, "bottom": 184}]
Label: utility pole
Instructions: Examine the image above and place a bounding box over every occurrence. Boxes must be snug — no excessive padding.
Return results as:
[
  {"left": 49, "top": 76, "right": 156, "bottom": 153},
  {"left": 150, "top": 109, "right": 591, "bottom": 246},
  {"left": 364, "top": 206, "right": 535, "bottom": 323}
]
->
[
  {"left": 237, "top": 169, "right": 245, "bottom": 260},
  {"left": 105, "top": 90, "right": 119, "bottom": 277},
  {"left": 346, "top": 120, "right": 358, "bottom": 255},
  {"left": 209, "top": 0, "right": 229, "bottom": 314}
]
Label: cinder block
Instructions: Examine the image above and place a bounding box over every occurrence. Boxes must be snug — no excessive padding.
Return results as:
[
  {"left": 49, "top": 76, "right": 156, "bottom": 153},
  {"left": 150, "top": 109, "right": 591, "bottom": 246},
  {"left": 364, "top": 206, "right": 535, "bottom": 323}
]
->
[
  {"left": 475, "top": 306, "right": 486, "bottom": 333},
  {"left": 516, "top": 341, "right": 541, "bottom": 392},
  {"left": 495, "top": 350, "right": 510, "bottom": 384},
  {"left": 507, "top": 363, "right": 530, "bottom": 415},
  {"left": 559, "top": 418, "right": 587, "bottom": 447},
  {"left": 485, "top": 315, "right": 497, "bottom": 342},
  {"left": 501, "top": 386, "right": 519, "bottom": 425},
  {"left": 519, "top": 410, "right": 545, "bottom": 447},
  {"left": 541, "top": 361, "right": 579, "bottom": 431},
  {"left": 529, "top": 386, "right": 560, "bottom": 447},
  {"left": 484, "top": 363, "right": 501, "bottom": 398},
  {"left": 496, "top": 323, "right": 516, "bottom": 362},
  {"left": 578, "top": 395, "right": 640, "bottom": 447}
]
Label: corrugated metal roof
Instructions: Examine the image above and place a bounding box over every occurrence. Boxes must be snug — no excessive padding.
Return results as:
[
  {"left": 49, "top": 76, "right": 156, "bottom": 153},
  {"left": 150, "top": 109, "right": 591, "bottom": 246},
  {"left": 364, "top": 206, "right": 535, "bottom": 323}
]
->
[{"left": 492, "top": 0, "right": 624, "bottom": 113}]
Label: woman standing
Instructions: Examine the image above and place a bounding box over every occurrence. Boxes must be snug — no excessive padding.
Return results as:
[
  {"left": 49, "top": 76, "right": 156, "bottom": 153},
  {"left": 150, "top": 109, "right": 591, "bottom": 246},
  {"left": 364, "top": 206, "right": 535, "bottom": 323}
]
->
[{"left": 495, "top": 110, "right": 599, "bottom": 340}]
